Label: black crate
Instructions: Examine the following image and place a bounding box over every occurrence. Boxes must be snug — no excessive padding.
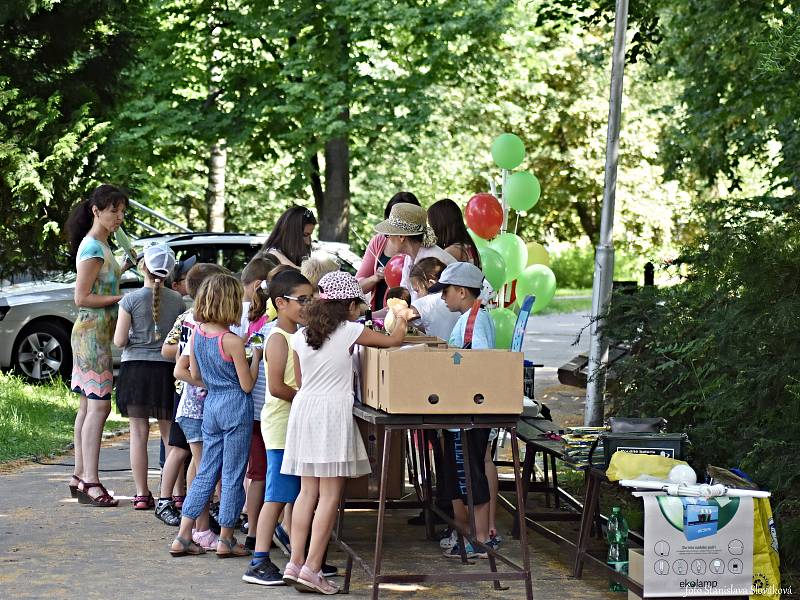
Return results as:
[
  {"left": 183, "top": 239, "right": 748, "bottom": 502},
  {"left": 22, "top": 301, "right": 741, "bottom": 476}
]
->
[{"left": 601, "top": 432, "right": 689, "bottom": 468}]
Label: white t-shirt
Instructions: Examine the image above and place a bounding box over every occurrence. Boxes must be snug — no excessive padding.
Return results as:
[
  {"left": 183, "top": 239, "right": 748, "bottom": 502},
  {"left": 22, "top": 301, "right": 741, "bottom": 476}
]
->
[
  {"left": 411, "top": 294, "right": 460, "bottom": 341},
  {"left": 400, "top": 245, "right": 456, "bottom": 302},
  {"left": 291, "top": 321, "right": 364, "bottom": 398}
]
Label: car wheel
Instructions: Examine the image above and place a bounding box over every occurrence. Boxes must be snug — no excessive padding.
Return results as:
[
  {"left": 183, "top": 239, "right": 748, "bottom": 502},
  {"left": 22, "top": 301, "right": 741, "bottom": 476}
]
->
[{"left": 13, "top": 321, "right": 72, "bottom": 382}]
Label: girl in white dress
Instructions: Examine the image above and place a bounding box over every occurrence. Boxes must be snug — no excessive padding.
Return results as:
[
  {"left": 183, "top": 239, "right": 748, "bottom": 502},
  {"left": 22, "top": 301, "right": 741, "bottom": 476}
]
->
[{"left": 281, "top": 271, "right": 414, "bottom": 594}]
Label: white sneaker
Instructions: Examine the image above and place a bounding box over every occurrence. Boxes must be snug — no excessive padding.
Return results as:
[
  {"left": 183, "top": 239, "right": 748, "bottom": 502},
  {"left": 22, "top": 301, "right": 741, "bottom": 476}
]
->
[{"left": 439, "top": 529, "right": 458, "bottom": 549}]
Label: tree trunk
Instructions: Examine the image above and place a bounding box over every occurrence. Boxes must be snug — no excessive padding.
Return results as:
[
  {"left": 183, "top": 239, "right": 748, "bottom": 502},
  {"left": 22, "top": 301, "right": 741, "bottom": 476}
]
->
[
  {"left": 320, "top": 134, "right": 349, "bottom": 242},
  {"left": 310, "top": 153, "right": 324, "bottom": 217},
  {"left": 206, "top": 140, "right": 227, "bottom": 232}
]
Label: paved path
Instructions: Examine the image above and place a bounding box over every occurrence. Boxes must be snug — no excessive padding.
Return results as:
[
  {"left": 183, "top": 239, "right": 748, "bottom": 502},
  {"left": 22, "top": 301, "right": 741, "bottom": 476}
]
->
[{"left": 0, "top": 312, "right": 609, "bottom": 599}]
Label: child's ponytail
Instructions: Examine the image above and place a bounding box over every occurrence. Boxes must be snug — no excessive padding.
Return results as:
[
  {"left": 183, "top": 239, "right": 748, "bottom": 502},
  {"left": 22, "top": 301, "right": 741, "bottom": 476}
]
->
[{"left": 152, "top": 276, "right": 162, "bottom": 341}]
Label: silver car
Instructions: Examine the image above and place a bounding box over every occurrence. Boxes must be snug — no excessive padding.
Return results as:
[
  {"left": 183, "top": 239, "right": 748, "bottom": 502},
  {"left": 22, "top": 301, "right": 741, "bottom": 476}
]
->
[{"left": 0, "top": 233, "right": 362, "bottom": 382}]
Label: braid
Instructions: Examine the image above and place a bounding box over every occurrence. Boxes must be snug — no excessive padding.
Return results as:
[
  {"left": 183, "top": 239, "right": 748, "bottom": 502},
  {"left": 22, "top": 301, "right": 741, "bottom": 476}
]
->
[{"left": 152, "top": 277, "right": 162, "bottom": 341}]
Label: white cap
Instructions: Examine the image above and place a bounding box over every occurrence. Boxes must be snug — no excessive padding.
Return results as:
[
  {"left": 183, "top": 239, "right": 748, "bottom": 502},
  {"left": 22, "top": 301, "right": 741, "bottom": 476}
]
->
[{"left": 143, "top": 242, "right": 176, "bottom": 279}]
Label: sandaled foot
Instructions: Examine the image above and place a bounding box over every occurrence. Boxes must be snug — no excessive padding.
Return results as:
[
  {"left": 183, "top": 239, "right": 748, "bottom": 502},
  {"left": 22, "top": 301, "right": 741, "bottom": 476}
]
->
[
  {"left": 170, "top": 536, "right": 206, "bottom": 557},
  {"left": 68, "top": 475, "right": 83, "bottom": 498},
  {"left": 296, "top": 565, "right": 339, "bottom": 595},
  {"left": 283, "top": 561, "right": 302, "bottom": 585},
  {"left": 79, "top": 482, "right": 119, "bottom": 507},
  {"left": 192, "top": 528, "right": 219, "bottom": 551},
  {"left": 133, "top": 492, "right": 155, "bottom": 510},
  {"left": 216, "top": 536, "right": 250, "bottom": 558},
  {"left": 171, "top": 494, "right": 185, "bottom": 509}
]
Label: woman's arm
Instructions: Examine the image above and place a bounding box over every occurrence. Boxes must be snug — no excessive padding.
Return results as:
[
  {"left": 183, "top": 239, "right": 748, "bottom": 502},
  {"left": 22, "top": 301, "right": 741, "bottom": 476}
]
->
[
  {"left": 266, "top": 333, "right": 297, "bottom": 402},
  {"left": 223, "top": 332, "right": 255, "bottom": 393},
  {"left": 74, "top": 258, "right": 122, "bottom": 308},
  {"left": 113, "top": 307, "right": 132, "bottom": 348}
]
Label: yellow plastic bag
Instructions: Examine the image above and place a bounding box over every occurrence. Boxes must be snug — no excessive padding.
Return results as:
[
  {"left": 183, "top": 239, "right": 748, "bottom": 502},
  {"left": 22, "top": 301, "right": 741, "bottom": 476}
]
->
[
  {"left": 605, "top": 451, "right": 689, "bottom": 481},
  {"left": 751, "top": 497, "right": 780, "bottom": 599}
]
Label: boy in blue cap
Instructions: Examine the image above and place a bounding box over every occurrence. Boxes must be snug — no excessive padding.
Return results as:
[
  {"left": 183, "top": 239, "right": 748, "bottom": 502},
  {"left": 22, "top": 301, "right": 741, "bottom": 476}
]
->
[{"left": 428, "top": 262, "right": 495, "bottom": 559}]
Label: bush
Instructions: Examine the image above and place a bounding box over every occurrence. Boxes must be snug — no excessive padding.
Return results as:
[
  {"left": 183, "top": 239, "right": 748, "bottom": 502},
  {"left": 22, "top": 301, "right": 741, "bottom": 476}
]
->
[
  {"left": 603, "top": 198, "right": 800, "bottom": 580},
  {"left": 549, "top": 245, "right": 652, "bottom": 289}
]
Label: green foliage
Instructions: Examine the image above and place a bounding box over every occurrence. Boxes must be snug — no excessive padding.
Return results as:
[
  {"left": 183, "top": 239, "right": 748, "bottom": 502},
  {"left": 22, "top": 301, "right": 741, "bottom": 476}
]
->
[
  {"left": 549, "top": 245, "right": 649, "bottom": 289},
  {"left": 603, "top": 200, "right": 800, "bottom": 572},
  {"left": 0, "top": 372, "right": 126, "bottom": 462}
]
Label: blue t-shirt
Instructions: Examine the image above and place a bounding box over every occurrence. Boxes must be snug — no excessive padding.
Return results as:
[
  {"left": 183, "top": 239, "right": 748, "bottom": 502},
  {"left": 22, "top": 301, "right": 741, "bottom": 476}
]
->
[{"left": 448, "top": 307, "right": 495, "bottom": 350}]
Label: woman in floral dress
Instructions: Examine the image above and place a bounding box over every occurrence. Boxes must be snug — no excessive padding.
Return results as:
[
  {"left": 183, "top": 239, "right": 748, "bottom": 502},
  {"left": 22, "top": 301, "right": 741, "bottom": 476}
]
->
[{"left": 65, "top": 185, "right": 128, "bottom": 506}]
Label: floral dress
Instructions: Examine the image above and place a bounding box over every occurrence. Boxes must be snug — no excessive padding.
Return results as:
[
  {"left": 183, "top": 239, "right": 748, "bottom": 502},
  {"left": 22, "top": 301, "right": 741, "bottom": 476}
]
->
[{"left": 70, "top": 236, "right": 120, "bottom": 400}]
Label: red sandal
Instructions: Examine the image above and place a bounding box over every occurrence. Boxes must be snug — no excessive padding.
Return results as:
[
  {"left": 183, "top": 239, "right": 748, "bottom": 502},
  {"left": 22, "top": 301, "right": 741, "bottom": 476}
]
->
[
  {"left": 171, "top": 495, "right": 185, "bottom": 510},
  {"left": 68, "top": 475, "right": 84, "bottom": 498},
  {"left": 78, "top": 482, "right": 119, "bottom": 507},
  {"left": 133, "top": 492, "right": 155, "bottom": 510}
]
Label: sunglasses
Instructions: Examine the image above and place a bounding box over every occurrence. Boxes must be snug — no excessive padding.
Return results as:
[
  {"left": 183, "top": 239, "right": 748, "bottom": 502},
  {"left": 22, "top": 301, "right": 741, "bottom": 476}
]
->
[{"left": 283, "top": 294, "right": 312, "bottom": 305}]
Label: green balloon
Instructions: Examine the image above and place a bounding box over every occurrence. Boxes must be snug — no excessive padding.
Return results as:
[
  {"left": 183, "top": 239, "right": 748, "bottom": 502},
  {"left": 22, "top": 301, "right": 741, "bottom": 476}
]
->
[
  {"left": 490, "top": 308, "right": 517, "bottom": 350},
  {"left": 491, "top": 133, "right": 525, "bottom": 170},
  {"left": 516, "top": 264, "right": 557, "bottom": 313},
  {"left": 478, "top": 246, "right": 506, "bottom": 291},
  {"left": 489, "top": 232, "right": 528, "bottom": 283},
  {"left": 506, "top": 171, "right": 541, "bottom": 212},
  {"left": 468, "top": 227, "right": 489, "bottom": 249}
]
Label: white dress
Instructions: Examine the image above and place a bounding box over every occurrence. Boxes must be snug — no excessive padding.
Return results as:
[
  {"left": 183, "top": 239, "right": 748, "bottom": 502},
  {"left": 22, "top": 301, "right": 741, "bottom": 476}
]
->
[{"left": 281, "top": 320, "right": 370, "bottom": 478}]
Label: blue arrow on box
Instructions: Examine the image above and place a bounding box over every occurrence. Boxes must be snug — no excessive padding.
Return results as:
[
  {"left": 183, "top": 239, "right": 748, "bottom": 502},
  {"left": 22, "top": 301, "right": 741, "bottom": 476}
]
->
[{"left": 451, "top": 352, "right": 462, "bottom": 365}]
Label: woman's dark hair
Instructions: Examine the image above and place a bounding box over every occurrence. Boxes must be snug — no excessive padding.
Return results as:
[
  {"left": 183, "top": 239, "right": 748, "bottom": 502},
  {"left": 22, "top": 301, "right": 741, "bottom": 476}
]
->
[
  {"left": 427, "top": 198, "right": 481, "bottom": 268},
  {"left": 302, "top": 298, "right": 358, "bottom": 350},
  {"left": 242, "top": 255, "right": 280, "bottom": 322},
  {"left": 260, "top": 206, "right": 317, "bottom": 266},
  {"left": 269, "top": 270, "right": 311, "bottom": 311},
  {"left": 384, "top": 191, "right": 420, "bottom": 219},
  {"left": 66, "top": 185, "right": 129, "bottom": 258}
]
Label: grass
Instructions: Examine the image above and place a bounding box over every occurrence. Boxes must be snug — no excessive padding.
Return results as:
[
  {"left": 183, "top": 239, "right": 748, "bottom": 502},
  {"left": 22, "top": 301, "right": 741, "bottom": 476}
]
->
[{"left": 0, "top": 371, "right": 127, "bottom": 463}]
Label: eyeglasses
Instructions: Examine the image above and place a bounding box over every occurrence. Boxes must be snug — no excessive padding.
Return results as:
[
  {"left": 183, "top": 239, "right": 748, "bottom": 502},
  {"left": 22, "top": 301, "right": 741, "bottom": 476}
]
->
[{"left": 283, "top": 294, "right": 312, "bottom": 305}]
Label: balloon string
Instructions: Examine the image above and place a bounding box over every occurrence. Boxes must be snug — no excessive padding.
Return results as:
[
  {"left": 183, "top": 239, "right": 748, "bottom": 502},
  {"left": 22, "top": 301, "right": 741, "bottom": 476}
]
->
[{"left": 514, "top": 213, "right": 519, "bottom": 235}]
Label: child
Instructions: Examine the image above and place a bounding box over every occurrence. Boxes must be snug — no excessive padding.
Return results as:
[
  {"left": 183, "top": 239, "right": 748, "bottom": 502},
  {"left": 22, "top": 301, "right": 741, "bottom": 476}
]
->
[
  {"left": 234, "top": 256, "right": 280, "bottom": 549},
  {"left": 280, "top": 271, "right": 415, "bottom": 594},
  {"left": 157, "top": 263, "right": 228, "bottom": 528},
  {"left": 113, "top": 243, "right": 185, "bottom": 509},
  {"left": 300, "top": 249, "right": 339, "bottom": 287},
  {"left": 384, "top": 286, "right": 411, "bottom": 306},
  {"left": 243, "top": 270, "right": 313, "bottom": 586},
  {"left": 427, "top": 262, "right": 496, "bottom": 559},
  {"left": 170, "top": 273, "right": 255, "bottom": 557},
  {"left": 407, "top": 257, "right": 460, "bottom": 341}
]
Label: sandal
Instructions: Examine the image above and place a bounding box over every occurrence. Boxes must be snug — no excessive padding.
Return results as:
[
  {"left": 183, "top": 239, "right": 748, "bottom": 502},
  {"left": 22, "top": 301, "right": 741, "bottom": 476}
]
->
[
  {"left": 216, "top": 536, "right": 251, "bottom": 558},
  {"left": 192, "top": 528, "right": 219, "bottom": 551},
  {"left": 133, "top": 492, "right": 155, "bottom": 510},
  {"left": 296, "top": 565, "right": 339, "bottom": 595},
  {"left": 68, "top": 475, "right": 83, "bottom": 499},
  {"left": 77, "top": 482, "right": 119, "bottom": 507},
  {"left": 170, "top": 535, "right": 206, "bottom": 557},
  {"left": 171, "top": 495, "right": 185, "bottom": 509}
]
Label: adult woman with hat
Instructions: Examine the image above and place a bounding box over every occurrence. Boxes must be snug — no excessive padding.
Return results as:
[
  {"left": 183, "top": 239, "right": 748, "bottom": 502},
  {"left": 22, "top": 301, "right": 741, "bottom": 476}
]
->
[
  {"left": 356, "top": 191, "right": 421, "bottom": 311},
  {"left": 374, "top": 203, "right": 455, "bottom": 302}
]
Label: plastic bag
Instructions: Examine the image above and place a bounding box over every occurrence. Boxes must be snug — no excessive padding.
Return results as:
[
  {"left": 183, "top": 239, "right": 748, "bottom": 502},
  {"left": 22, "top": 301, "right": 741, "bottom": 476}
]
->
[
  {"left": 605, "top": 451, "right": 689, "bottom": 482},
  {"left": 751, "top": 497, "right": 780, "bottom": 599}
]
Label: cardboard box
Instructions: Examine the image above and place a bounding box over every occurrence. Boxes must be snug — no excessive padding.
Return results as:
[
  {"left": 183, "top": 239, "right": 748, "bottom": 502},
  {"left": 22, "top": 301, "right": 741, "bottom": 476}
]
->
[
  {"left": 401, "top": 335, "right": 448, "bottom": 348},
  {"left": 361, "top": 345, "right": 523, "bottom": 415},
  {"left": 345, "top": 419, "right": 405, "bottom": 499}
]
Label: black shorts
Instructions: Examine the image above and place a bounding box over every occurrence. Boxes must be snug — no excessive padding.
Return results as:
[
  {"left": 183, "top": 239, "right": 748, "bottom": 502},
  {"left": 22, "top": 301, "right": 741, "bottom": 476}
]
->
[
  {"left": 167, "top": 392, "right": 190, "bottom": 451},
  {"left": 440, "top": 428, "right": 491, "bottom": 505}
]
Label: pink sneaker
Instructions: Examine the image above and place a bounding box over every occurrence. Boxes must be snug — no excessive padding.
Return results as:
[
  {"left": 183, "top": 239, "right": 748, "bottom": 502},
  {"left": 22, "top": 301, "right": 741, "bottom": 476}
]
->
[
  {"left": 192, "top": 528, "right": 219, "bottom": 551},
  {"left": 282, "top": 561, "right": 302, "bottom": 585},
  {"left": 296, "top": 565, "right": 339, "bottom": 595}
]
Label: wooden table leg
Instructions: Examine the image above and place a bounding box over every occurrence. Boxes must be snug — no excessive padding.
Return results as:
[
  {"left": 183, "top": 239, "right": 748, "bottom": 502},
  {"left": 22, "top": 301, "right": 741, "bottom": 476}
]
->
[
  {"left": 543, "top": 449, "right": 551, "bottom": 508},
  {"left": 512, "top": 440, "right": 536, "bottom": 539},
  {"left": 510, "top": 428, "right": 534, "bottom": 600},
  {"left": 573, "top": 470, "right": 600, "bottom": 579},
  {"left": 551, "top": 453, "right": 560, "bottom": 510}
]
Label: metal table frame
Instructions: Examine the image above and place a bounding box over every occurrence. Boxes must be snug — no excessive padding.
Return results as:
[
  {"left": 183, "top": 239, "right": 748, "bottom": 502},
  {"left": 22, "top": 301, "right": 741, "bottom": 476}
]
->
[{"left": 333, "top": 404, "right": 534, "bottom": 600}]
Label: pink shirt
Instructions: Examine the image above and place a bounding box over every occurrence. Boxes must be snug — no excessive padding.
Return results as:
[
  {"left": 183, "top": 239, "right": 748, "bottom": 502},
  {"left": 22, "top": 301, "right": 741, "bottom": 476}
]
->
[{"left": 356, "top": 235, "right": 389, "bottom": 310}]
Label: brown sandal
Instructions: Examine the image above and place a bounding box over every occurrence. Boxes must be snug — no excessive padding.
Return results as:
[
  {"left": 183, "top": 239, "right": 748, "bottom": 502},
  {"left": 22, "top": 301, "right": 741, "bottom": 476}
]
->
[
  {"left": 170, "top": 536, "right": 206, "bottom": 557},
  {"left": 216, "top": 536, "right": 250, "bottom": 558},
  {"left": 68, "top": 475, "right": 83, "bottom": 498},
  {"left": 77, "top": 482, "right": 119, "bottom": 507}
]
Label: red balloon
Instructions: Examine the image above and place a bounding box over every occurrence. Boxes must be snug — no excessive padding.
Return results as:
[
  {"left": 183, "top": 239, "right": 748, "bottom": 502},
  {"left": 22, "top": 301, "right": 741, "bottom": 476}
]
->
[
  {"left": 465, "top": 193, "right": 503, "bottom": 240},
  {"left": 383, "top": 254, "right": 406, "bottom": 288}
]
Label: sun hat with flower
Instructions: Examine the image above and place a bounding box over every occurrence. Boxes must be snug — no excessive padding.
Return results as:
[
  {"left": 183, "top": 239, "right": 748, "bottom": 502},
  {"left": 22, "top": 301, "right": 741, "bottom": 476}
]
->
[
  {"left": 317, "top": 270, "right": 369, "bottom": 305},
  {"left": 374, "top": 203, "right": 437, "bottom": 248}
]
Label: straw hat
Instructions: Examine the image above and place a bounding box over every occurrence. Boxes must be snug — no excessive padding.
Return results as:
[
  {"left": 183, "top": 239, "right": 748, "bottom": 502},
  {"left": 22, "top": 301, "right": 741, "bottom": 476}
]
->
[{"left": 374, "top": 204, "right": 437, "bottom": 247}]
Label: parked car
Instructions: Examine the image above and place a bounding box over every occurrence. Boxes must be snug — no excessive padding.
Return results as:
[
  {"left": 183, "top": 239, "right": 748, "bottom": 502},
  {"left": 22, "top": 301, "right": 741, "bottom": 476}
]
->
[{"left": 0, "top": 233, "right": 362, "bottom": 382}]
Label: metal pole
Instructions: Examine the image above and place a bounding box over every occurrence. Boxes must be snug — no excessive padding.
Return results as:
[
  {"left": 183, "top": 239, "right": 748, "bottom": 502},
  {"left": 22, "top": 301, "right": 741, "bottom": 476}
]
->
[
  {"left": 584, "top": 0, "right": 629, "bottom": 426},
  {"left": 128, "top": 199, "right": 194, "bottom": 233}
]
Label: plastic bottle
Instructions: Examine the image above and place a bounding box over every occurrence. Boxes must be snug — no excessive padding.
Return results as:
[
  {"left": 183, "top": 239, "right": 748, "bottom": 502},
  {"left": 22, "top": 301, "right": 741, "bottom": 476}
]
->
[
  {"left": 607, "top": 506, "right": 629, "bottom": 592},
  {"left": 364, "top": 308, "right": 373, "bottom": 330}
]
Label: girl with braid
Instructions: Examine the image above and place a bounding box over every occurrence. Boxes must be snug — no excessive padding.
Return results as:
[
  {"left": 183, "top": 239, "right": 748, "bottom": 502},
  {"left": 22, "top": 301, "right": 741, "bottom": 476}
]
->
[{"left": 114, "top": 243, "right": 186, "bottom": 509}]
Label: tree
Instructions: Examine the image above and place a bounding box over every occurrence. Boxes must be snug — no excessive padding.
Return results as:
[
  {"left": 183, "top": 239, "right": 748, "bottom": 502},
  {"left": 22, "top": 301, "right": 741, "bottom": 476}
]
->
[{"left": 0, "top": 0, "right": 148, "bottom": 278}]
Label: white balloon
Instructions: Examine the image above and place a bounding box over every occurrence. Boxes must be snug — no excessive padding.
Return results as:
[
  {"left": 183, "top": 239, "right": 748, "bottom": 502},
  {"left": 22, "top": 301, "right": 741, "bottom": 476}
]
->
[{"left": 668, "top": 464, "right": 697, "bottom": 485}]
